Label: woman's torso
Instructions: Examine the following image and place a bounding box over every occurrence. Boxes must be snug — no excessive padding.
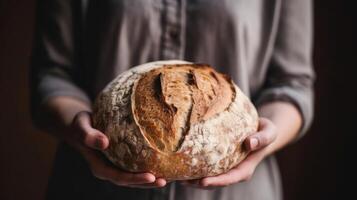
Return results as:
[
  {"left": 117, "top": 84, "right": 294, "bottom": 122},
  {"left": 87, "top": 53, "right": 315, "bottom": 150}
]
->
[{"left": 48, "top": 0, "right": 283, "bottom": 199}]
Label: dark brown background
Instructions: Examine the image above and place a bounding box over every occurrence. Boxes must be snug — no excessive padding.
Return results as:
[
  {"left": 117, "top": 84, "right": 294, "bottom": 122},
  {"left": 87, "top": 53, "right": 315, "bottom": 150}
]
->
[{"left": 0, "top": 1, "right": 353, "bottom": 199}]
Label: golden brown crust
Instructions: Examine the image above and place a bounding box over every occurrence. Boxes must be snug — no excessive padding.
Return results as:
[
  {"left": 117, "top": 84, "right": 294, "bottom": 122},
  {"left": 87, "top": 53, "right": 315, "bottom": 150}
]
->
[
  {"left": 93, "top": 61, "right": 259, "bottom": 180},
  {"left": 132, "top": 65, "right": 234, "bottom": 153}
]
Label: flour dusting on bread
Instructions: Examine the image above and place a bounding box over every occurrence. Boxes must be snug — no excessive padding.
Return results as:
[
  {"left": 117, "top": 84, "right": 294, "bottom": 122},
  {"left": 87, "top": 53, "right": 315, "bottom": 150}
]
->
[{"left": 93, "top": 60, "right": 258, "bottom": 180}]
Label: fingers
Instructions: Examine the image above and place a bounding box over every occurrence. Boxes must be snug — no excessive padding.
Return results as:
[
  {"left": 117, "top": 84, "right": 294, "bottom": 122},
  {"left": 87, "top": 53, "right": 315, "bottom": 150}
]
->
[
  {"left": 200, "top": 165, "right": 253, "bottom": 187},
  {"left": 244, "top": 118, "right": 277, "bottom": 152},
  {"left": 195, "top": 157, "right": 257, "bottom": 188},
  {"left": 72, "top": 112, "right": 165, "bottom": 188},
  {"left": 180, "top": 180, "right": 216, "bottom": 190},
  {"left": 81, "top": 147, "right": 157, "bottom": 186},
  {"left": 72, "top": 111, "right": 109, "bottom": 150},
  {"left": 89, "top": 152, "right": 154, "bottom": 185},
  {"left": 127, "top": 178, "right": 167, "bottom": 189},
  {"left": 109, "top": 170, "right": 156, "bottom": 185},
  {"left": 181, "top": 148, "right": 267, "bottom": 189}
]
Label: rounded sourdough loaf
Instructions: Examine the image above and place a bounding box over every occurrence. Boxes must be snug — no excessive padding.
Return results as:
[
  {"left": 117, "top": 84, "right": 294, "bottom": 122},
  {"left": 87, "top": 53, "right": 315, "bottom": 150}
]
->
[{"left": 93, "top": 60, "right": 259, "bottom": 180}]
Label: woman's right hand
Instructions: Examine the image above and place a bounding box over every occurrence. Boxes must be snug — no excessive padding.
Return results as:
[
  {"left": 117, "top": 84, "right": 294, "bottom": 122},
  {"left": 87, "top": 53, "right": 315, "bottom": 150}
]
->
[{"left": 68, "top": 111, "right": 167, "bottom": 188}]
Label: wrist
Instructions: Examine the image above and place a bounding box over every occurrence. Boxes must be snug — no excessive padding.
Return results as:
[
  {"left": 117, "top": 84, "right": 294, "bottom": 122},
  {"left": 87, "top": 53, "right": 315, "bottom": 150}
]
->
[
  {"left": 39, "top": 96, "right": 92, "bottom": 141},
  {"left": 256, "top": 101, "right": 302, "bottom": 154}
]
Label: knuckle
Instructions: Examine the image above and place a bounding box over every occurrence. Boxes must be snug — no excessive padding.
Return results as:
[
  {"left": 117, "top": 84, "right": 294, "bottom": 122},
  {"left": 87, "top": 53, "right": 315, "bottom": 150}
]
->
[
  {"left": 74, "top": 112, "right": 90, "bottom": 128},
  {"left": 73, "top": 112, "right": 86, "bottom": 125},
  {"left": 77, "top": 111, "right": 89, "bottom": 119},
  {"left": 259, "top": 135, "right": 268, "bottom": 145},
  {"left": 270, "top": 122, "right": 277, "bottom": 131}
]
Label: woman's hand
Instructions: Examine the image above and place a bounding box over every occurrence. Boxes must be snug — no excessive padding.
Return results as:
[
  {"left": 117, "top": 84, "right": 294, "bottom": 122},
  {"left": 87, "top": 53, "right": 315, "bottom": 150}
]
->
[
  {"left": 180, "top": 118, "right": 277, "bottom": 189},
  {"left": 68, "top": 111, "right": 167, "bottom": 189}
]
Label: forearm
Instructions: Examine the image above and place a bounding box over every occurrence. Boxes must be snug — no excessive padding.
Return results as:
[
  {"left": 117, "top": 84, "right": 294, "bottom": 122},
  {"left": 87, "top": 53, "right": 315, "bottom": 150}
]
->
[
  {"left": 36, "top": 96, "right": 92, "bottom": 140},
  {"left": 257, "top": 101, "right": 302, "bottom": 156}
]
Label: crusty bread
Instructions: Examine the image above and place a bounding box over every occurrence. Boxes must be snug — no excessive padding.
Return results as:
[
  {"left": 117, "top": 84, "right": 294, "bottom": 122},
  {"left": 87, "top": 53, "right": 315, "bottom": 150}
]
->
[{"left": 93, "top": 60, "right": 259, "bottom": 180}]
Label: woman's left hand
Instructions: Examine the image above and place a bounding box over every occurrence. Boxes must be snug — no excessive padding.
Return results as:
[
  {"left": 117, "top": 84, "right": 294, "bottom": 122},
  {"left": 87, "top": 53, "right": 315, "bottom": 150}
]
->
[{"left": 180, "top": 117, "right": 277, "bottom": 190}]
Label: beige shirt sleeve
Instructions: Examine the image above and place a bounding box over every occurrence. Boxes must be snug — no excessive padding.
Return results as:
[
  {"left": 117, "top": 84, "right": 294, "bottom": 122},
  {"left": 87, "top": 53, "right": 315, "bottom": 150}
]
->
[
  {"left": 30, "top": 1, "right": 314, "bottom": 199},
  {"left": 255, "top": 0, "right": 315, "bottom": 138}
]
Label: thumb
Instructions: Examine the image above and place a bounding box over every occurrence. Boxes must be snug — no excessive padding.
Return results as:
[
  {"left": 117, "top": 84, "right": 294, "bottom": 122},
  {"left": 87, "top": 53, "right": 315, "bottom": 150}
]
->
[
  {"left": 72, "top": 111, "right": 109, "bottom": 150},
  {"left": 244, "top": 118, "right": 276, "bottom": 152}
]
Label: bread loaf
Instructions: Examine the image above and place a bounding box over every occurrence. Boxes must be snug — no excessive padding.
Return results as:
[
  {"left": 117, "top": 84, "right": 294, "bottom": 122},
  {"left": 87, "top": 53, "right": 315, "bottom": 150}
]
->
[{"left": 93, "top": 60, "right": 259, "bottom": 180}]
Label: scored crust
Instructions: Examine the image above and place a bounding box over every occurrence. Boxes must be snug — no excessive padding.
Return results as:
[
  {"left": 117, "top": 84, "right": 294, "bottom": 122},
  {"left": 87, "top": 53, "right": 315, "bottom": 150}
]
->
[
  {"left": 93, "top": 60, "right": 259, "bottom": 180},
  {"left": 131, "top": 65, "right": 234, "bottom": 152}
]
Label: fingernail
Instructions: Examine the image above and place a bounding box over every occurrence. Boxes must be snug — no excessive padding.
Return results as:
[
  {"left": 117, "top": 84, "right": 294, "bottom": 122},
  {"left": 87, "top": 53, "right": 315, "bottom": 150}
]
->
[
  {"left": 146, "top": 174, "right": 156, "bottom": 182},
  {"left": 157, "top": 179, "right": 167, "bottom": 187},
  {"left": 250, "top": 138, "right": 258, "bottom": 150}
]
